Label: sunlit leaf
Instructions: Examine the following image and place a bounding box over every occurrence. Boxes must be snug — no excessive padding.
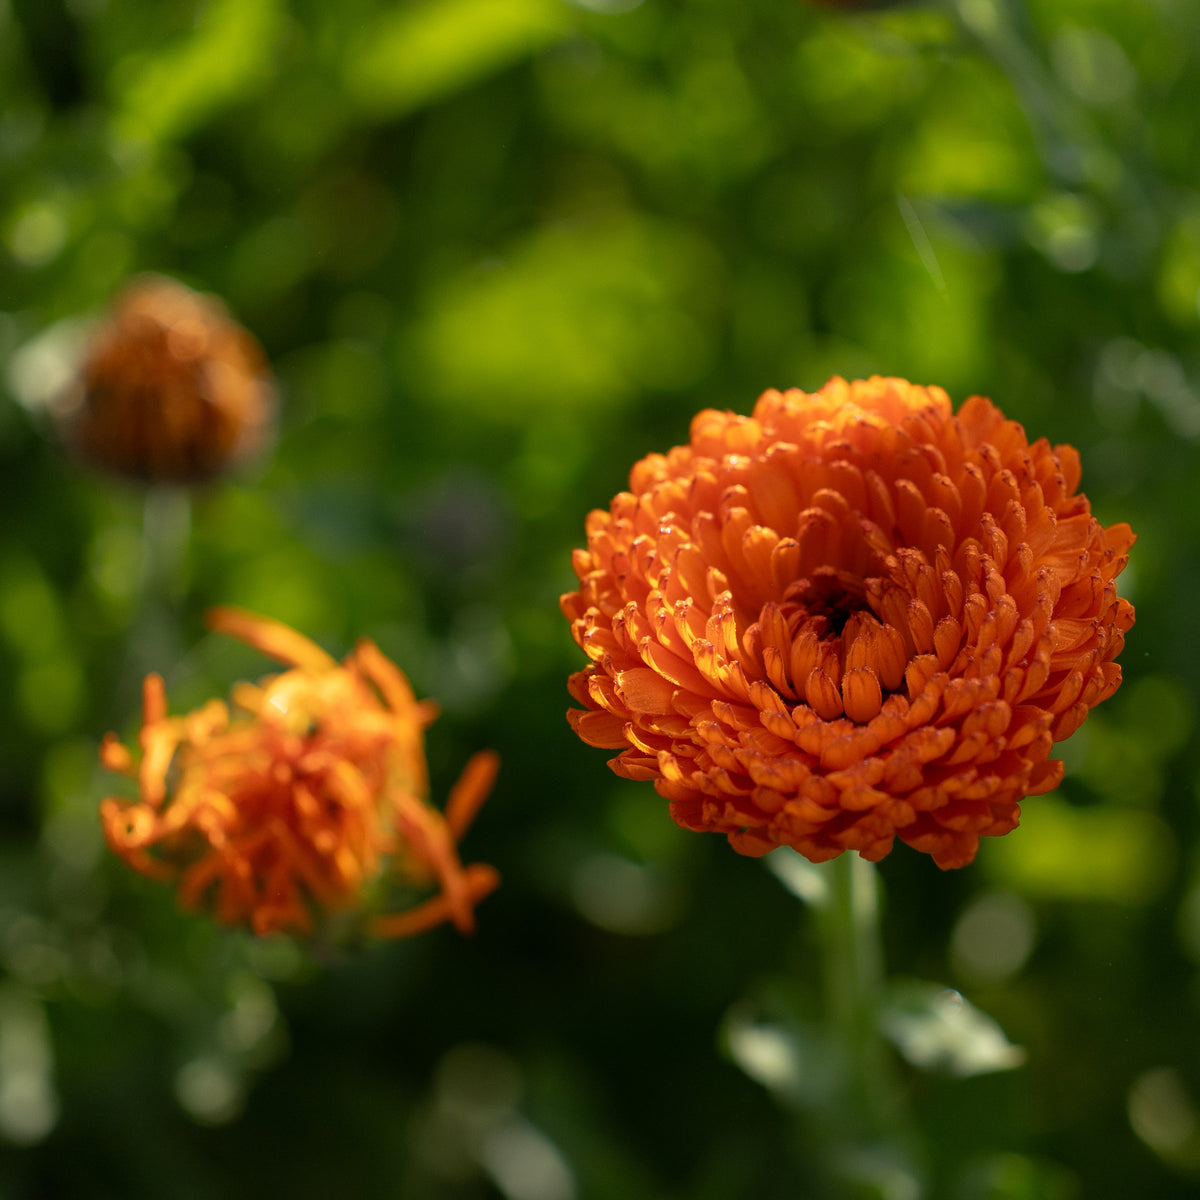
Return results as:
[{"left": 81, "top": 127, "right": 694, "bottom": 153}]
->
[
  {"left": 722, "top": 1002, "right": 835, "bottom": 1107},
  {"left": 765, "top": 847, "right": 831, "bottom": 907},
  {"left": 881, "top": 981, "right": 1026, "bottom": 1077},
  {"left": 982, "top": 797, "right": 1176, "bottom": 904},
  {"left": 110, "top": 0, "right": 286, "bottom": 145},
  {"left": 400, "top": 215, "right": 718, "bottom": 419},
  {"left": 345, "top": 0, "right": 571, "bottom": 118}
]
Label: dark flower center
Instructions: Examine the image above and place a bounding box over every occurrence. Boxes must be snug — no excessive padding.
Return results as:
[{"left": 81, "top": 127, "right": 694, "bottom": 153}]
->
[{"left": 781, "top": 567, "right": 870, "bottom": 638}]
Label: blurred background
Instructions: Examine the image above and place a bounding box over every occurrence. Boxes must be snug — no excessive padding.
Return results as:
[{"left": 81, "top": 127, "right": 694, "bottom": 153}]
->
[{"left": 1, "top": 0, "right": 1198, "bottom": 1196}]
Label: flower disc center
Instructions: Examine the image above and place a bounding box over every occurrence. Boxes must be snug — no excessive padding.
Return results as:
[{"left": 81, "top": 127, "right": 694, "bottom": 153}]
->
[{"left": 781, "top": 566, "right": 870, "bottom": 638}]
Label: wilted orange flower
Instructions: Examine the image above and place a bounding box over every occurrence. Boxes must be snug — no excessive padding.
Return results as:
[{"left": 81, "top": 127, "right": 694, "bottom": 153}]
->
[
  {"left": 60, "top": 274, "right": 276, "bottom": 483},
  {"left": 100, "top": 609, "right": 500, "bottom": 937},
  {"left": 562, "top": 377, "right": 1134, "bottom": 869}
]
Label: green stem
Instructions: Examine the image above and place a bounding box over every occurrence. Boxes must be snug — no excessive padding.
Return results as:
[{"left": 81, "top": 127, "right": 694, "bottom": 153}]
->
[
  {"left": 816, "top": 854, "right": 917, "bottom": 1180},
  {"left": 140, "top": 485, "right": 192, "bottom": 603},
  {"left": 126, "top": 485, "right": 193, "bottom": 683}
]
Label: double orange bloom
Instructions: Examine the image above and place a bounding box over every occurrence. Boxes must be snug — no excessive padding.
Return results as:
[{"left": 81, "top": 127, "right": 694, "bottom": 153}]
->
[
  {"left": 100, "top": 609, "right": 499, "bottom": 937},
  {"left": 562, "top": 377, "right": 1134, "bottom": 869}
]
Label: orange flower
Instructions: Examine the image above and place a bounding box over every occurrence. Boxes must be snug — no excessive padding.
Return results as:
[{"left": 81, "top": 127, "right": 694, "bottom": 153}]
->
[
  {"left": 100, "top": 609, "right": 500, "bottom": 937},
  {"left": 562, "top": 377, "right": 1134, "bottom": 869},
  {"left": 60, "top": 274, "right": 276, "bottom": 483}
]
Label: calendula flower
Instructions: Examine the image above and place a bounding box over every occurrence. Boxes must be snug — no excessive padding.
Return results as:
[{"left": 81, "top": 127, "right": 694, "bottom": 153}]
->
[
  {"left": 59, "top": 274, "right": 276, "bottom": 483},
  {"left": 562, "top": 377, "right": 1134, "bottom": 869},
  {"left": 100, "top": 609, "right": 500, "bottom": 937}
]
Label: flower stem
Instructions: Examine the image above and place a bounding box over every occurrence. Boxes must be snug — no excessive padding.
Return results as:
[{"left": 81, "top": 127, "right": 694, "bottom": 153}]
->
[
  {"left": 141, "top": 485, "right": 192, "bottom": 603},
  {"left": 127, "top": 485, "right": 192, "bottom": 682},
  {"left": 816, "top": 854, "right": 918, "bottom": 1185}
]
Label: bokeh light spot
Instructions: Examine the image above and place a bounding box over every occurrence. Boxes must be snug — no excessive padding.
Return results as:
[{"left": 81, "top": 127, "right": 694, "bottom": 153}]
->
[{"left": 950, "top": 892, "right": 1036, "bottom": 985}]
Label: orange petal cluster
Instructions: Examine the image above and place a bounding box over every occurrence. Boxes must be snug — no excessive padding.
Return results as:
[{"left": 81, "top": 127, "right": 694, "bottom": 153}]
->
[
  {"left": 562, "top": 377, "right": 1135, "bottom": 869},
  {"left": 61, "top": 274, "right": 276, "bottom": 483},
  {"left": 100, "top": 608, "right": 500, "bottom": 937}
]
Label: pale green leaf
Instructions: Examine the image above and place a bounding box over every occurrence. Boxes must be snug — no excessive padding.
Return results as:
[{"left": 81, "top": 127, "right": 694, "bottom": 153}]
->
[
  {"left": 881, "top": 981, "right": 1026, "bottom": 1078},
  {"left": 345, "top": 0, "right": 571, "bottom": 118}
]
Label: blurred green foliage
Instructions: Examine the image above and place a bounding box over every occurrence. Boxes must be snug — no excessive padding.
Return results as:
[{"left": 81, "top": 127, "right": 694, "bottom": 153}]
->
[{"left": 1, "top": 0, "right": 1199, "bottom": 1197}]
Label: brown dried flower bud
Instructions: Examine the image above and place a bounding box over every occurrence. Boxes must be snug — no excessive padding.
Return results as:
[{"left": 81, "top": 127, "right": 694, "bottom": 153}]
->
[{"left": 60, "top": 274, "right": 276, "bottom": 484}]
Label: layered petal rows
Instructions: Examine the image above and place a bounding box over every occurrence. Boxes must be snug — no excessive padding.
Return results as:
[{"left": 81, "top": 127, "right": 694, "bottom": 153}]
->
[{"left": 562, "top": 377, "right": 1135, "bottom": 868}]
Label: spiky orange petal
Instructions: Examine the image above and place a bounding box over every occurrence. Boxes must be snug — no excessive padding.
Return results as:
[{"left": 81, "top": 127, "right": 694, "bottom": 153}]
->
[{"left": 100, "top": 611, "right": 499, "bottom": 937}]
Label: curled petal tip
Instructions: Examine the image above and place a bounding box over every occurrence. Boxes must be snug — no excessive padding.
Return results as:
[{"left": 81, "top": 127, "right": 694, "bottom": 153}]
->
[
  {"left": 205, "top": 606, "right": 338, "bottom": 671},
  {"left": 446, "top": 750, "right": 501, "bottom": 839},
  {"left": 368, "top": 863, "right": 501, "bottom": 940}
]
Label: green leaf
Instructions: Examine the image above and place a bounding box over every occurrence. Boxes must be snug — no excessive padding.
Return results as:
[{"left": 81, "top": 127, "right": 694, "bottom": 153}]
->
[
  {"left": 344, "top": 0, "right": 572, "bottom": 118},
  {"left": 110, "top": 0, "right": 286, "bottom": 146},
  {"left": 765, "top": 847, "right": 831, "bottom": 908},
  {"left": 881, "top": 981, "right": 1025, "bottom": 1077},
  {"left": 722, "top": 1002, "right": 835, "bottom": 1108},
  {"left": 401, "top": 215, "right": 718, "bottom": 419},
  {"left": 982, "top": 797, "right": 1176, "bottom": 904}
]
